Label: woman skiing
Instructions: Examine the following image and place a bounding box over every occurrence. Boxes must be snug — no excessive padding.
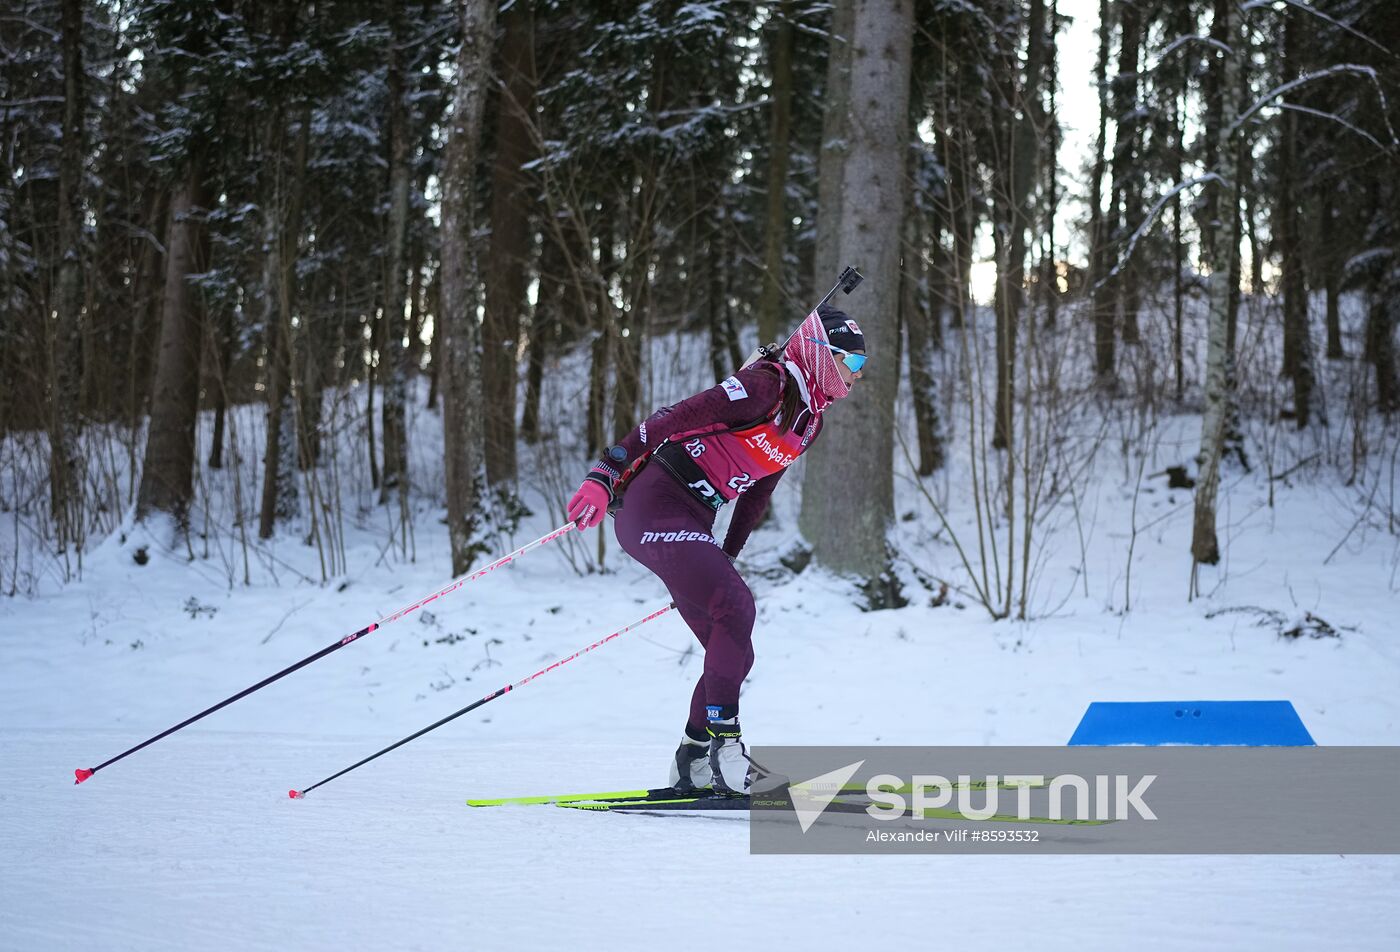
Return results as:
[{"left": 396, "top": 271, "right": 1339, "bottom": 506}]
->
[{"left": 565, "top": 305, "right": 867, "bottom": 796}]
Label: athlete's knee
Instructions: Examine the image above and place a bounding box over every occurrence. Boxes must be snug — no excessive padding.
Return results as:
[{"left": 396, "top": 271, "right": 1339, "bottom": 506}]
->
[
  {"left": 708, "top": 581, "right": 755, "bottom": 636},
  {"left": 734, "top": 586, "right": 755, "bottom": 633}
]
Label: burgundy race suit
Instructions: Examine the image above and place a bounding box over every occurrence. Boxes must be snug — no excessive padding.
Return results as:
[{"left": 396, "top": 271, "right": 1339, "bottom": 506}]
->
[{"left": 589, "top": 359, "right": 822, "bottom": 734}]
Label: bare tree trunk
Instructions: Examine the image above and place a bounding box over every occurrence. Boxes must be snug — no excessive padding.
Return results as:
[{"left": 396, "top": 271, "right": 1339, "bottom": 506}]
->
[
  {"left": 1191, "top": 0, "right": 1242, "bottom": 576},
  {"left": 756, "top": 0, "right": 796, "bottom": 344},
  {"left": 1043, "top": 0, "right": 1060, "bottom": 330},
  {"left": 523, "top": 232, "right": 560, "bottom": 443},
  {"left": 813, "top": 0, "right": 854, "bottom": 293},
  {"left": 705, "top": 196, "right": 727, "bottom": 380},
  {"left": 1088, "top": 0, "right": 1114, "bottom": 385},
  {"left": 800, "top": 0, "right": 913, "bottom": 603},
  {"left": 127, "top": 189, "right": 168, "bottom": 427},
  {"left": 207, "top": 291, "right": 233, "bottom": 470},
  {"left": 719, "top": 201, "right": 744, "bottom": 371},
  {"left": 993, "top": 0, "right": 1046, "bottom": 451},
  {"left": 1322, "top": 197, "right": 1344, "bottom": 359},
  {"left": 927, "top": 133, "right": 955, "bottom": 342},
  {"left": 1277, "top": 12, "right": 1316, "bottom": 428},
  {"left": 379, "top": 0, "right": 412, "bottom": 501},
  {"left": 297, "top": 300, "right": 325, "bottom": 470},
  {"left": 520, "top": 297, "right": 546, "bottom": 445},
  {"left": 928, "top": 214, "right": 953, "bottom": 346},
  {"left": 1369, "top": 276, "right": 1400, "bottom": 414},
  {"left": 705, "top": 194, "right": 743, "bottom": 376},
  {"left": 613, "top": 253, "right": 647, "bottom": 440},
  {"left": 258, "top": 112, "right": 310, "bottom": 538},
  {"left": 256, "top": 152, "right": 291, "bottom": 538},
  {"left": 587, "top": 209, "right": 613, "bottom": 456},
  {"left": 1246, "top": 186, "right": 1263, "bottom": 300},
  {"left": 1110, "top": 0, "right": 1143, "bottom": 347},
  {"left": 136, "top": 158, "right": 210, "bottom": 532},
  {"left": 904, "top": 197, "right": 941, "bottom": 475},
  {"left": 50, "top": 0, "right": 85, "bottom": 546},
  {"left": 405, "top": 236, "right": 427, "bottom": 371},
  {"left": 613, "top": 184, "right": 652, "bottom": 440},
  {"left": 1226, "top": 132, "right": 1247, "bottom": 359},
  {"left": 0, "top": 119, "right": 19, "bottom": 442},
  {"left": 946, "top": 128, "right": 975, "bottom": 329},
  {"left": 426, "top": 265, "right": 442, "bottom": 410},
  {"left": 612, "top": 40, "right": 673, "bottom": 439},
  {"left": 367, "top": 316, "right": 379, "bottom": 489},
  {"left": 1173, "top": 81, "right": 1186, "bottom": 403},
  {"left": 441, "top": 0, "right": 498, "bottom": 575},
  {"left": 482, "top": 0, "right": 536, "bottom": 487}
]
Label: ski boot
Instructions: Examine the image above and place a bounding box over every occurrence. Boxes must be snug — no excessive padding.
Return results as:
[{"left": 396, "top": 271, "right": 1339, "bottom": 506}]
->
[
  {"left": 706, "top": 706, "right": 752, "bottom": 796},
  {"left": 669, "top": 730, "right": 713, "bottom": 793}
]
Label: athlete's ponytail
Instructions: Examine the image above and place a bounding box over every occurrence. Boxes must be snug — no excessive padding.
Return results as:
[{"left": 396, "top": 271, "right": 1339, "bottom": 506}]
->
[{"left": 771, "top": 356, "right": 806, "bottom": 435}]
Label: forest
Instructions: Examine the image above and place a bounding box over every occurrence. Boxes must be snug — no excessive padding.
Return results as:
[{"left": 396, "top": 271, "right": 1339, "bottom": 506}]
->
[{"left": 3, "top": 0, "right": 1399, "bottom": 615}]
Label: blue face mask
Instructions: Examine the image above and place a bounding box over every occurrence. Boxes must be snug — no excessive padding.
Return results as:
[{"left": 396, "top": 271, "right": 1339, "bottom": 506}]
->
[{"left": 805, "top": 338, "right": 867, "bottom": 374}]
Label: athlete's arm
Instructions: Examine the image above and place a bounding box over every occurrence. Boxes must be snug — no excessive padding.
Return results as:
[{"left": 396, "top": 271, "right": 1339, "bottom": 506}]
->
[
  {"left": 721, "top": 469, "right": 783, "bottom": 558},
  {"left": 583, "top": 365, "right": 783, "bottom": 497}
]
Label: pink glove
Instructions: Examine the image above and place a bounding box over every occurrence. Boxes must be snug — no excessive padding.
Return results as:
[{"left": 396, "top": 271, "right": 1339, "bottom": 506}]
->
[{"left": 567, "top": 479, "right": 610, "bottom": 530}]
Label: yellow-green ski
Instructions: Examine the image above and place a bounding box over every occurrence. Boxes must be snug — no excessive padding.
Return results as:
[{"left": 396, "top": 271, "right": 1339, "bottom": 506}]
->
[
  {"left": 467, "top": 777, "right": 1054, "bottom": 808},
  {"left": 467, "top": 787, "right": 668, "bottom": 808}
]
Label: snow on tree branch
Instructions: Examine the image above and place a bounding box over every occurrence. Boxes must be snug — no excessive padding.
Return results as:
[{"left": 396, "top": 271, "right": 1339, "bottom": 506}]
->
[
  {"left": 1242, "top": 0, "right": 1397, "bottom": 60},
  {"left": 1150, "top": 33, "right": 1233, "bottom": 72},
  {"left": 1089, "top": 174, "right": 1227, "bottom": 296},
  {"left": 1277, "top": 102, "right": 1388, "bottom": 152},
  {"left": 1224, "top": 64, "right": 1398, "bottom": 150}
]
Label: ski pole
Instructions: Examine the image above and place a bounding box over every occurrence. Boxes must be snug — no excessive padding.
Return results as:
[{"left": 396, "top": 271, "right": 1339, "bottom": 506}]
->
[
  {"left": 289, "top": 601, "right": 677, "bottom": 799},
  {"left": 74, "top": 522, "right": 582, "bottom": 785}
]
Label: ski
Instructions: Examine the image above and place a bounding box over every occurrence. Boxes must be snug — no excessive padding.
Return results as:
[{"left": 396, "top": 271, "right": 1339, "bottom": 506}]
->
[
  {"left": 469, "top": 786, "right": 1110, "bottom": 824},
  {"left": 560, "top": 792, "right": 752, "bottom": 812},
  {"left": 562, "top": 794, "right": 1110, "bottom": 824},
  {"left": 466, "top": 777, "right": 1057, "bottom": 809},
  {"left": 467, "top": 788, "right": 669, "bottom": 808}
]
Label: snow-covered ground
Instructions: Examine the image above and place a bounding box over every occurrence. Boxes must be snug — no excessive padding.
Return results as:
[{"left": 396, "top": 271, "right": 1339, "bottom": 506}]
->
[{"left": 4, "top": 305, "right": 1400, "bottom": 949}]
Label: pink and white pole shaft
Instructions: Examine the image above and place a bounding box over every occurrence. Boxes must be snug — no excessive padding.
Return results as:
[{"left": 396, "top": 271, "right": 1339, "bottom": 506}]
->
[
  {"left": 75, "top": 523, "right": 582, "bottom": 785},
  {"left": 289, "top": 601, "right": 677, "bottom": 798}
]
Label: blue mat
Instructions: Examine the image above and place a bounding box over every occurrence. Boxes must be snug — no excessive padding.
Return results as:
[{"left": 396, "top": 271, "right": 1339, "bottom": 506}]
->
[{"left": 1068, "top": 700, "right": 1316, "bottom": 746}]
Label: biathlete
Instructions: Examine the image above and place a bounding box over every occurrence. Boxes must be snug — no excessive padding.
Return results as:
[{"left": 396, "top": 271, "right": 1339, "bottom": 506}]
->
[{"left": 565, "top": 305, "right": 867, "bottom": 795}]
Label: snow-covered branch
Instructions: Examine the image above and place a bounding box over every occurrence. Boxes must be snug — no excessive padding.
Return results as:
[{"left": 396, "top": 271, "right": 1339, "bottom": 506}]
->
[
  {"left": 0, "top": 96, "right": 64, "bottom": 109},
  {"left": 1342, "top": 247, "right": 1394, "bottom": 281},
  {"left": 1242, "top": 0, "right": 1396, "bottom": 59},
  {"left": 1224, "top": 64, "right": 1398, "bottom": 150},
  {"left": 1088, "top": 174, "right": 1227, "bottom": 297},
  {"left": 0, "top": 15, "right": 59, "bottom": 40},
  {"left": 1150, "top": 33, "right": 1233, "bottom": 72},
  {"left": 1276, "top": 102, "right": 1388, "bottom": 152}
]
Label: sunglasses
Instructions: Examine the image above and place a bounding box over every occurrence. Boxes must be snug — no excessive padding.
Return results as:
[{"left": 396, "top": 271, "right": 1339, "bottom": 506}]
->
[{"left": 806, "top": 338, "right": 867, "bottom": 374}]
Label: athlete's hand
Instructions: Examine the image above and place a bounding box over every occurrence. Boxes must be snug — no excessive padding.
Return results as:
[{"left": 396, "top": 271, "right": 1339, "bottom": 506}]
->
[{"left": 567, "top": 479, "right": 610, "bottom": 530}]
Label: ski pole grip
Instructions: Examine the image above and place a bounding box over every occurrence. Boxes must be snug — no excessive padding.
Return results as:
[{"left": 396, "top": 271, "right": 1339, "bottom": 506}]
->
[{"left": 609, "top": 442, "right": 661, "bottom": 501}]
